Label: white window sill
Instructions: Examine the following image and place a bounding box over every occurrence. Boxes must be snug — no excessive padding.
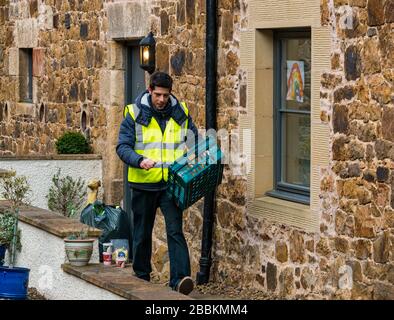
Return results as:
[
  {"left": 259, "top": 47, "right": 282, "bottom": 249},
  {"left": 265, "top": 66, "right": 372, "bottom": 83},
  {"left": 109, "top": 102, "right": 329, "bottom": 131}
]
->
[
  {"left": 15, "top": 102, "right": 36, "bottom": 117},
  {"left": 248, "top": 195, "right": 319, "bottom": 233}
]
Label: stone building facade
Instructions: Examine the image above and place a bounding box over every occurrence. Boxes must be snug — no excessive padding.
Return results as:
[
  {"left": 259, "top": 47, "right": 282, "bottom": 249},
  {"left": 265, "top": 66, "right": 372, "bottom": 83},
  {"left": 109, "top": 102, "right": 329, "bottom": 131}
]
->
[{"left": 0, "top": 0, "right": 393, "bottom": 299}]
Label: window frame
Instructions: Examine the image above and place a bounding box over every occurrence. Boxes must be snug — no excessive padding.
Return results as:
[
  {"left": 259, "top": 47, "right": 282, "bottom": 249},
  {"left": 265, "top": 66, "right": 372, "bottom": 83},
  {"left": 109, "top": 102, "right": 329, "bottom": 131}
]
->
[
  {"left": 19, "top": 48, "right": 33, "bottom": 103},
  {"left": 267, "top": 29, "right": 311, "bottom": 205}
]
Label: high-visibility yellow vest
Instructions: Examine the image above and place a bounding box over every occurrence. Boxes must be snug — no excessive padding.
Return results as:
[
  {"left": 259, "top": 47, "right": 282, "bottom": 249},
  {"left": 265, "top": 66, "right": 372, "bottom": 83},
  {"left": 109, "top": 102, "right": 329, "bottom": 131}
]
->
[{"left": 124, "top": 102, "right": 189, "bottom": 183}]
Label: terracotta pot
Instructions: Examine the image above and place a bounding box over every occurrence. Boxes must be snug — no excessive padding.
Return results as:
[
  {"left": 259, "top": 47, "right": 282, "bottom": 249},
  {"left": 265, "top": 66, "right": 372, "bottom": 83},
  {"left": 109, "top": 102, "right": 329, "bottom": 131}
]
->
[{"left": 64, "top": 239, "right": 94, "bottom": 267}]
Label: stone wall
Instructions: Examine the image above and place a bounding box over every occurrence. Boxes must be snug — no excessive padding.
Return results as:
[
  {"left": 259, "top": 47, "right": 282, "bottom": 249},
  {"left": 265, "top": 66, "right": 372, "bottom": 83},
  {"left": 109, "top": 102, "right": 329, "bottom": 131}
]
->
[
  {"left": 0, "top": 0, "right": 107, "bottom": 157},
  {"left": 1, "top": 0, "right": 393, "bottom": 299},
  {"left": 317, "top": 0, "right": 394, "bottom": 299},
  {"left": 0, "top": 0, "right": 127, "bottom": 204},
  {"left": 203, "top": 0, "right": 394, "bottom": 299}
]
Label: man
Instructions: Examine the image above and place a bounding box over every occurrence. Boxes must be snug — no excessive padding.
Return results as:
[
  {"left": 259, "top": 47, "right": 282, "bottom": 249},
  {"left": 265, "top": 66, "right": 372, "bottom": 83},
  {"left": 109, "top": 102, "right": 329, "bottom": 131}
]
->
[{"left": 116, "top": 71, "right": 198, "bottom": 295}]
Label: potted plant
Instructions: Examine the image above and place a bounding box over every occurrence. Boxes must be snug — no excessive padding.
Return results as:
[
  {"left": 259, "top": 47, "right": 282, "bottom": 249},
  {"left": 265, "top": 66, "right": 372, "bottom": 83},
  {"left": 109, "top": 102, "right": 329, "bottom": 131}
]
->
[
  {"left": 46, "top": 168, "right": 86, "bottom": 218},
  {"left": 47, "top": 173, "right": 95, "bottom": 267},
  {"left": 0, "top": 174, "right": 31, "bottom": 300},
  {"left": 0, "top": 212, "right": 22, "bottom": 266},
  {"left": 64, "top": 224, "right": 95, "bottom": 267}
]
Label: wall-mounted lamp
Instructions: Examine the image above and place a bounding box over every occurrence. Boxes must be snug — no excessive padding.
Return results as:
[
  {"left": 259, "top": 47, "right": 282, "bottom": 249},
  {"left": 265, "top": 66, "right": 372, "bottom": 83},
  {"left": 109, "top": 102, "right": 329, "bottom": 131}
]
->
[{"left": 139, "top": 32, "right": 156, "bottom": 74}]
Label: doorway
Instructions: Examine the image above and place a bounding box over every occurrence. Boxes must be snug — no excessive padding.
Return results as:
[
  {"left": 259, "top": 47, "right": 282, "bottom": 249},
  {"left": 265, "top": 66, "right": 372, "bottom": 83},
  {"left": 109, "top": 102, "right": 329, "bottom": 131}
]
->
[{"left": 123, "top": 41, "right": 146, "bottom": 259}]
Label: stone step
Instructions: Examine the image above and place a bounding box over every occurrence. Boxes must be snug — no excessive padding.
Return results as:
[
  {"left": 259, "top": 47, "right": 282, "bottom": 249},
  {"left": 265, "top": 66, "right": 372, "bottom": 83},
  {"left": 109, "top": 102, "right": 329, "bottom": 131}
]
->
[
  {"left": 62, "top": 263, "right": 194, "bottom": 300},
  {"left": 0, "top": 200, "right": 102, "bottom": 238}
]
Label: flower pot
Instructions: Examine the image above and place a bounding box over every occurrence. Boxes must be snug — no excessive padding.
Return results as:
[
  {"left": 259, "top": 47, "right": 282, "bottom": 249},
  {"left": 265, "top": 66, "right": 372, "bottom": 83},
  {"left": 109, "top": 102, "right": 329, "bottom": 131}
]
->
[
  {"left": 0, "top": 266, "right": 30, "bottom": 300},
  {"left": 0, "top": 245, "right": 6, "bottom": 266},
  {"left": 64, "top": 239, "right": 94, "bottom": 267}
]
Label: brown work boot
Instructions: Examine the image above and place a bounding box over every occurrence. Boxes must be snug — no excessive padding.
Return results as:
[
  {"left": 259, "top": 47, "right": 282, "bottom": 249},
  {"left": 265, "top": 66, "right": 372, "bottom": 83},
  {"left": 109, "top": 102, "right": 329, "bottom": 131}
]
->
[{"left": 175, "top": 276, "right": 194, "bottom": 295}]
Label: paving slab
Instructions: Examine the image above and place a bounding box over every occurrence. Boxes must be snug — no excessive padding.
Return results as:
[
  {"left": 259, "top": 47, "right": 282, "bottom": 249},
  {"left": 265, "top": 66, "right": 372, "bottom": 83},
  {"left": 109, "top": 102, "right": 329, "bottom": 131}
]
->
[
  {"left": 0, "top": 200, "right": 101, "bottom": 238},
  {"left": 62, "top": 263, "right": 194, "bottom": 300}
]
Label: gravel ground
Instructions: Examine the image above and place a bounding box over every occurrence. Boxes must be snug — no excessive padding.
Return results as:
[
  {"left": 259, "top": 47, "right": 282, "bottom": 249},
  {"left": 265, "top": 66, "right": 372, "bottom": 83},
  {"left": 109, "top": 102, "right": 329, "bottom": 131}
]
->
[
  {"left": 151, "top": 276, "right": 277, "bottom": 300},
  {"left": 0, "top": 288, "right": 47, "bottom": 300},
  {"left": 27, "top": 288, "right": 47, "bottom": 300},
  {"left": 193, "top": 282, "right": 326, "bottom": 300},
  {"left": 194, "top": 283, "right": 275, "bottom": 300}
]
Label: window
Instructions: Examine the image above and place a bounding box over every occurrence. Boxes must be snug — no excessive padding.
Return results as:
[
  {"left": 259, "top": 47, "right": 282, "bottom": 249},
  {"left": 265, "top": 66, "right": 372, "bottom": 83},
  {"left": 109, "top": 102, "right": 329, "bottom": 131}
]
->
[
  {"left": 19, "top": 48, "right": 33, "bottom": 102},
  {"left": 267, "top": 30, "right": 311, "bottom": 204}
]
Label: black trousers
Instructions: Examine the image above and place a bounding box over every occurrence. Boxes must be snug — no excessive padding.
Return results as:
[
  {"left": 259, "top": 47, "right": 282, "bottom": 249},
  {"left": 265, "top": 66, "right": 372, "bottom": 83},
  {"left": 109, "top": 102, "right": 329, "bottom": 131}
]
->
[{"left": 131, "top": 188, "right": 191, "bottom": 288}]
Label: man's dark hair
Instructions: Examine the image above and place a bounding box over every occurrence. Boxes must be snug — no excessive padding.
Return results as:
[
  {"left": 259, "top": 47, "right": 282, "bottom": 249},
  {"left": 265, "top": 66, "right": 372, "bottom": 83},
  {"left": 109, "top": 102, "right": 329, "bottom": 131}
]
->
[{"left": 149, "top": 71, "right": 173, "bottom": 91}]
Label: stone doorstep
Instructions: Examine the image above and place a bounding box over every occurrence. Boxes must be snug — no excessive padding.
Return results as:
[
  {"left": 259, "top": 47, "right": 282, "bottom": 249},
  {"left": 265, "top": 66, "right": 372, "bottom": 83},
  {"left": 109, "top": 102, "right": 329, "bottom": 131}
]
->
[
  {"left": 62, "top": 263, "right": 194, "bottom": 300},
  {"left": 0, "top": 200, "right": 102, "bottom": 238}
]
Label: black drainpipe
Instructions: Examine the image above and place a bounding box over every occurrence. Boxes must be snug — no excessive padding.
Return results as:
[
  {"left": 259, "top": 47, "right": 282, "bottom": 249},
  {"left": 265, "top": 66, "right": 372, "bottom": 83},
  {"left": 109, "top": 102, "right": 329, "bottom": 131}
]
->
[{"left": 196, "top": 0, "right": 218, "bottom": 285}]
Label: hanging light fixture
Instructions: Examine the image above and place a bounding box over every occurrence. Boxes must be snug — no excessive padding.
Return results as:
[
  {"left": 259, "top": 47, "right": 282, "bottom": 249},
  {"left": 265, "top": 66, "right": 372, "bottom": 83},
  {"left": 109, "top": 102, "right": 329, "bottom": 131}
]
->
[{"left": 139, "top": 32, "right": 156, "bottom": 74}]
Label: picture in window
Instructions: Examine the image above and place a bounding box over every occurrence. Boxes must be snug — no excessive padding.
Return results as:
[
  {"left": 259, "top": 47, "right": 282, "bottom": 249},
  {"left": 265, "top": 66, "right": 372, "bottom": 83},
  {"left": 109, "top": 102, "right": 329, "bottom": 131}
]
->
[{"left": 286, "top": 60, "right": 304, "bottom": 103}]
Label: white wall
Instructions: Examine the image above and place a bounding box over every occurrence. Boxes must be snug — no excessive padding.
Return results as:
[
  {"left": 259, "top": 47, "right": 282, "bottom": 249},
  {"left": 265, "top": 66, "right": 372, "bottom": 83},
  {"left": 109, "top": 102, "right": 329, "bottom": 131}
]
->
[
  {"left": 4, "top": 222, "right": 124, "bottom": 300},
  {"left": 0, "top": 159, "right": 103, "bottom": 210}
]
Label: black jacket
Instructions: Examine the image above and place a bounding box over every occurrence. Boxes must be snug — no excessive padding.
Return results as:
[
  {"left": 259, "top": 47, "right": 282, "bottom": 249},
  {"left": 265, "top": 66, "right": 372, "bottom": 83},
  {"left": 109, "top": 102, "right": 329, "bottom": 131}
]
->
[{"left": 116, "top": 90, "right": 199, "bottom": 191}]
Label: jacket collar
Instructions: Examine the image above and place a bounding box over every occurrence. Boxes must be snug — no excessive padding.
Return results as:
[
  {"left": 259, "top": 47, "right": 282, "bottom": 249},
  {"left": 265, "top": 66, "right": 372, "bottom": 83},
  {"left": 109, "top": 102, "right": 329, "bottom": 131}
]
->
[{"left": 135, "top": 91, "right": 187, "bottom": 126}]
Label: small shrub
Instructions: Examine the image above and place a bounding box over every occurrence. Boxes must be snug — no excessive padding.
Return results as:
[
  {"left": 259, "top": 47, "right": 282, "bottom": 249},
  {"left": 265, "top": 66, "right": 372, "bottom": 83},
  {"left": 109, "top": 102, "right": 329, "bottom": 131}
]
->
[
  {"left": 0, "top": 174, "right": 31, "bottom": 266},
  {"left": 0, "top": 175, "right": 31, "bottom": 211},
  {"left": 66, "top": 226, "right": 90, "bottom": 240},
  {"left": 46, "top": 169, "right": 86, "bottom": 218},
  {"left": 55, "top": 131, "right": 91, "bottom": 154},
  {"left": 0, "top": 212, "right": 22, "bottom": 251}
]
